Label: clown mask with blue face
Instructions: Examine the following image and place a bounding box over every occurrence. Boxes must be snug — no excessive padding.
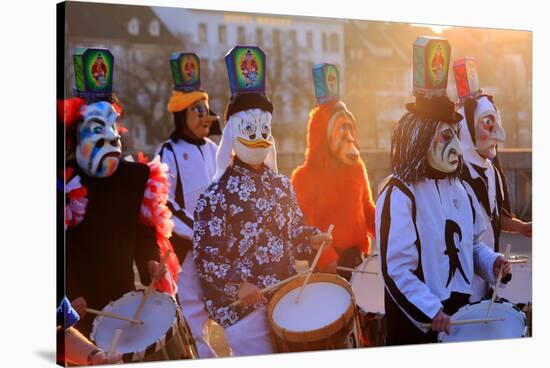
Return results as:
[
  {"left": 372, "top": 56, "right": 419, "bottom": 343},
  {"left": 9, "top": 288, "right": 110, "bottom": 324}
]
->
[{"left": 76, "top": 101, "right": 122, "bottom": 178}]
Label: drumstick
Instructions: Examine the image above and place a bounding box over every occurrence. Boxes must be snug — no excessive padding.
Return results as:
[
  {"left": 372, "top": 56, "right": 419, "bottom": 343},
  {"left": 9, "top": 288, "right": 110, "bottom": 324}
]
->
[
  {"left": 86, "top": 308, "right": 144, "bottom": 325},
  {"left": 421, "top": 317, "right": 504, "bottom": 328},
  {"left": 486, "top": 243, "right": 512, "bottom": 319},
  {"left": 508, "top": 259, "right": 528, "bottom": 264},
  {"left": 133, "top": 249, "right": 172, "bottom": 320},
  {"left": 108, "top": 329, "right": 123, "bottom": 356},
  {"left": 295, "top": 224, "right": 335, "bottom": 304},
  {"left": 228, "top": 269, "right": 311, "bottom": 308},
  {"left": 336, "top": 266, "right": 378, "bottom": 275}
]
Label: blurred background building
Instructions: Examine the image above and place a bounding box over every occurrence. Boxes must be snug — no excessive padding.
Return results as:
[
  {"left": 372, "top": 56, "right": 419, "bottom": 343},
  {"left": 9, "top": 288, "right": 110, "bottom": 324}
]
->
[{"left": 62, "top": 1, "right": 531, "bottom": 220}]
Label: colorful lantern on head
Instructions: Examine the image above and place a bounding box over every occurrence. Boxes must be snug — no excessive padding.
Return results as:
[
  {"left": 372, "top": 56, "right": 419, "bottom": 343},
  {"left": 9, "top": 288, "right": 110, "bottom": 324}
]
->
[
  {"left": 312, "top": 63, "right": 340, "bottom": 105},
  {"left": 413, "top": 36, "right": 451, "bottom": 98},
  {"left": 225, "top": 46, "right": 266, "bottom": 96},
  {"left": 453, "top": 57, "right": 481, "bottom": 99},
  {"left": 73, "top": 48, "right": 114, "bottom": 102},
  {"left": 169, "top": 52, "right": 201, "bottom": 92}
]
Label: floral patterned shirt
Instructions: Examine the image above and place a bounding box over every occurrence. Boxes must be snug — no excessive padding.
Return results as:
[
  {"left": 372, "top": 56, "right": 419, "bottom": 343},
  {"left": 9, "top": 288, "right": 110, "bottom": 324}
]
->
[{"left": 192, "top": 159, "right": 319, "bottom": 328}]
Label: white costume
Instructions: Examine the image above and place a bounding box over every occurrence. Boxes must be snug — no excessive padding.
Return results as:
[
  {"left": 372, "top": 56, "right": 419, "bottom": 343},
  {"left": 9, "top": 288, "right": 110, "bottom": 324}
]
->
[
  {"left": 458, "top": 96, "right": 508, "bottom": 301},
  {"left": 155, "top": 136, "right": 218, "bottom": 358},
  {"left": 376, "top": 176, "right": 500, "bottom": 332}
]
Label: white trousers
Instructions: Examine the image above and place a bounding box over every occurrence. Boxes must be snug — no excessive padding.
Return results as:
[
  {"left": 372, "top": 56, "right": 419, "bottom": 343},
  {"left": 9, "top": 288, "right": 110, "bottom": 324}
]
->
[
  {"left": 224, "top": 306, "right": 275, "bottom": 356},
  {"left": 177, "top": 252, "right": 218, "bottom": 358}
]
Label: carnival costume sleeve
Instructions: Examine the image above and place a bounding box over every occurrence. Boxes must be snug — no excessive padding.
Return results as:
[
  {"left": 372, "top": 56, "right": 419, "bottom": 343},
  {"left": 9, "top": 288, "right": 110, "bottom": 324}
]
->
[
  {"left": 138, "top": 157, "right": 180, "bottom": 296},
  {"left": 156, "top": 144, "right": 195, "bottom": 240},
  {"left": 192, "top": 184, "right": 244, "bottom": 326},
  {"left": 287, "top": 184, "right": 319, "bottom": 261},
  {"left": 377, "top": 185, "right": 443, "bottom": 324}
]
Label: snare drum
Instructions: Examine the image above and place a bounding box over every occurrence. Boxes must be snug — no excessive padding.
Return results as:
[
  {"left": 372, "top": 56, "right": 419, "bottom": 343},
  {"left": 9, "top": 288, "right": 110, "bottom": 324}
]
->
[
  {"left": 438, "top": 299, "right": 527, "bottom": 343},
  {"left": 91, "top": 290, "right": 197, "bottom": 362},
  {"left": 500, "top": 256, "right": 532, "bottom": 305},
  {"left": 267, "top": 273, "right": 363, "bottom": 352},
  {"left": 350, "top": 255, "right": 386, "bottom": 346}
]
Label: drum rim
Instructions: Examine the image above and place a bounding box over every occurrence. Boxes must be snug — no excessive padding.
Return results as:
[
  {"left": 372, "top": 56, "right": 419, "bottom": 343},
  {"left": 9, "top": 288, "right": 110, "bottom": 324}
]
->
[
  {"left": 267, "top": 273, "right": 356, "bottom": 343},
  {"left": 437, "top": 299, "right": 527, "bottom": 343},
  {"left": 90, "top": 290, "right": 180, "bottom": 361}
]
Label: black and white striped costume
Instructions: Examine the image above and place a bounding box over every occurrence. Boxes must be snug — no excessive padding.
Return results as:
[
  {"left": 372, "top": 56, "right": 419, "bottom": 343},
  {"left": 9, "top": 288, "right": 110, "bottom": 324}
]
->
[
  {"left": 457, "top": 98, "right": 515, "bottom": 301},
  {"left": 376, "top": 175, "right": 501, "bottom": 344}
]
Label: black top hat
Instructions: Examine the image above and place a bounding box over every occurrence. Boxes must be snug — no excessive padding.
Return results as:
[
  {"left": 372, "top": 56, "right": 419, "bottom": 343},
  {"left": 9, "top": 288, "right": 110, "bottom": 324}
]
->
[{"left": 405, "top": 94, "right": 463, "bottom": 123}]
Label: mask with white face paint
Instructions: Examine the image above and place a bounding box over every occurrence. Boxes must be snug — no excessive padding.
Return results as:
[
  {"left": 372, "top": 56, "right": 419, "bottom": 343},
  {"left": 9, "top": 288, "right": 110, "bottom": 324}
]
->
[
  {"left": 75, "top": 101, "right": 122, "bottom": 178},
  {"left": 230, "top": 108, "right": 273, "bottom": 166},
  {"left": 427, "top": 122, "right": 462, "bottom": 173},
  {"left": 474, "top": 96, "right": 505, "bottom": 159}
]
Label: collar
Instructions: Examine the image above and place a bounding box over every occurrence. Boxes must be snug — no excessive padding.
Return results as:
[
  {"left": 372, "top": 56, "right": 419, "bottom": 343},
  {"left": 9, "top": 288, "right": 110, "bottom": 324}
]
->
[
  {"left": 180, "top": 132, "right": 206, "bottom": 146},
  {"left": 232, "top": 156, "right": 267, "bottom": 177},
  {"left": 425, "top": 165, "right": 449, "bottom": 180}
]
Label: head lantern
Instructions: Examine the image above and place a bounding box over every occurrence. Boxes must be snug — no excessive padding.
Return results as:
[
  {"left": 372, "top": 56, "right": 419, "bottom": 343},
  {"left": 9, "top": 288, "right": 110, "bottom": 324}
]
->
[
  {"left": 213, "top": 46, "right": 276, "bottom": 181},
  {"left": 312, "top": 63, "right": 360, "bottom": 166},
  {"left": 454, "top": 58, "right": 505, "bottom": 160},
  {"left": 70, "top": 48, "right": 122, "bottom": 178},
  {"left": 167, "top": 52, "right": 220, "bottom": 140},
  {"left": 392, "top": 36, "right": 464, "bottom": 182}
]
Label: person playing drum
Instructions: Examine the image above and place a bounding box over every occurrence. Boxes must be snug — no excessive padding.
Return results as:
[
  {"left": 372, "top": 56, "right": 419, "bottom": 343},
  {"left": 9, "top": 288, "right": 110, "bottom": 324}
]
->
[
  {"left": 192, "top": 46, "right": 332, "bottom": 356},
  {"left": 154, "top": 52, "right": 220, "bottom": 359},
  {"left": 59, "top": 48, "right": 179, "bottom": 338},
  {"left": 376, "top": 37, "right": 511, "bottom": 345},
  {"left": 453, "top": 58, "right": 531, "bottom": 302},
  {"left": 291, "top": 63, "right": 376, "bottom": 280}
]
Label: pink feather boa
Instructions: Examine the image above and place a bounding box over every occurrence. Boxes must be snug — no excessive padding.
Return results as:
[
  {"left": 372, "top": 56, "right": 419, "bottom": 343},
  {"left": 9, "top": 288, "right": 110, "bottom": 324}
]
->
[
  {"left": 139, "top": 156, "right": 180, "bottom": 296},
  {"left": 65, "top": 168, "right": 88, "bottom": 229}
]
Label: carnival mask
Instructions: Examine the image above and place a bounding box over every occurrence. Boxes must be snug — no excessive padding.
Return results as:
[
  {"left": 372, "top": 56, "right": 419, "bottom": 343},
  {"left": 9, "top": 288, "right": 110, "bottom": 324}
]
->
[
  {"left": 474, "top": 96, "right": 505, "bottom": 159},
  {"left": 229, "top": 108, "right": 273, "bottom": 166},
  {"left": 427, "top": 122, "right": 462, "bottom": 173},
  {"left": 76, "top": 101, "right": 122, "bottom": 178},
  {"left": 327, "top": 110, "right": 360, "bottom": 165}
]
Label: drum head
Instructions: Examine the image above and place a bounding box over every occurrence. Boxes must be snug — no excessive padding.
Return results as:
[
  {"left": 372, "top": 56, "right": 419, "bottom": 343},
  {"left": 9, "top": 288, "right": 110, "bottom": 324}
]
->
[
  {"left": 350, "top": 255, "right": 385, "bottom": 315},
  {"left": 272, "top": 281, "right": 352, "bottom": 332},
  {"left": 439, "top": 300, "right": 526, "bottom": 343},
  {"left": 91, "top": 291, "right": 178, "bottom": 354}
]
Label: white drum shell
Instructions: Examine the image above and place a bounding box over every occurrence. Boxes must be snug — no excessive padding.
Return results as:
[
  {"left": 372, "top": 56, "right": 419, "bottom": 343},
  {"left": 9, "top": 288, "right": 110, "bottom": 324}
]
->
[
  {"left": 350, "top": 256, "right": 385, "bottom": 315},
  {"left": 499, "top": 259, "right": 532, "bottom": 305}
]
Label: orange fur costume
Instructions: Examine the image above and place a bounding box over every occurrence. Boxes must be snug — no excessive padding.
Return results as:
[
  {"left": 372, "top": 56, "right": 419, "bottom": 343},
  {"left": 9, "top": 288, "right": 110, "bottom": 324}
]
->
[{"left": 291, "top": 102, "right": 376, "bottom": 269}]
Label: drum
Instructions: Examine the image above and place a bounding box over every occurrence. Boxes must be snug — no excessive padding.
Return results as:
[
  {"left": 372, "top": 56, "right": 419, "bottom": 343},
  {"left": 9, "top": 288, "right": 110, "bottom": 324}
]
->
[
  {"left": 267, "top": 273, "right": 363, "bottom": 352},
  {"left": 91, "top": 290, "right": 197, "bottom": 362},
  {"left": 350, "top": 255, "right": 386, "bottom": 346},
  {"left": 499, "top": 256, "right": 532, "bottom": 305},
  {"left": 438, "top": 300, "right": 527, "bottom": 343}
]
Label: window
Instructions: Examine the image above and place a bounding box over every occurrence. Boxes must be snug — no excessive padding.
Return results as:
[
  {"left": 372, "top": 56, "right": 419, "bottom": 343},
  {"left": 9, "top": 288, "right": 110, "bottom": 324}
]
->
[
  {"left": 306, "top": 31, "right": 313, "bottom": 49},
  {"left": 330, "top": 33, "right": 340, "bottom": 52},
  {"left": 149, "top": 20, "right": 160, "bottom": 37},
  {"left": 237, "top": 26, "right": 246, "bottom": 44},
  {"left": 273, "top": 29, "right": 281, "bottom": 47},
  {"left": 256, "top": 28, "right": 264, "bottom": 46},
  {"left": 198, "top": 23, "right": 207, "bottom": 43},
  {"left": 128, "top": 17, "right": 139, "bottom": 36},
  {"left": 322, "top": 33, "right": 327, "bottom": 52},
  {"left": 289, "top": 30, "right": 297, "bottom": 48},
  {"left": 218, "top": 25, "right": 227, "bottom": 44}
]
